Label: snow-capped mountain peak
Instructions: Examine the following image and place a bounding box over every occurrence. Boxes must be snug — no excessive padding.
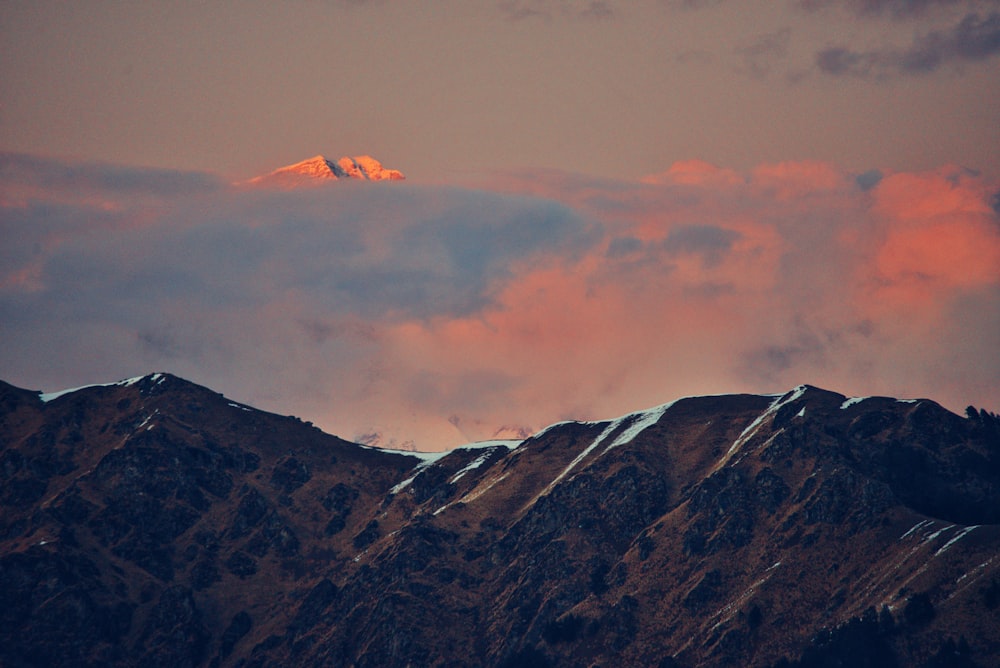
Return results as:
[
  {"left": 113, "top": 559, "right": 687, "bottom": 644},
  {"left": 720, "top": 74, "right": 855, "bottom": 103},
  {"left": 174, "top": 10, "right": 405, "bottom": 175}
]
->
[
  {"left": 336, "top": 155, "right": 404, "bottom": 181},
  {"left": 248, "top": 154, "right": 404, "bottom": 186}
]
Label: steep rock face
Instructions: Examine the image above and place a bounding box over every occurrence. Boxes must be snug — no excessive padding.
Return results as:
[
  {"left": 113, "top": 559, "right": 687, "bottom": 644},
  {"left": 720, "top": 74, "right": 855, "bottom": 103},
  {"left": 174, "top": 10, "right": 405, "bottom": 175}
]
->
[{"left": 1, "top": 379, "right": 999, "bottom": 667}]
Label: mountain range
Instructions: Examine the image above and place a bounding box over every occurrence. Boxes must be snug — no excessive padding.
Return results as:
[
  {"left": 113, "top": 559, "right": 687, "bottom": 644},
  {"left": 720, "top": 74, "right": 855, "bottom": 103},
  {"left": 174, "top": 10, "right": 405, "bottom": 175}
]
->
[
  {"left": 247, "top": 155, "right": 405, "bottom": 186},
  {"left": 1, "top": 373, "right": 998, "bottom": 667}
]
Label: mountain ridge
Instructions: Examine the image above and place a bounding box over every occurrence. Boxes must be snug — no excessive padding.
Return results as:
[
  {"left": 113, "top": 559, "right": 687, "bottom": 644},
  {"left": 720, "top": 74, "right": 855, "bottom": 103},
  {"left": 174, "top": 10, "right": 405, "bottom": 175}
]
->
[{"left": 2, "top": 373, "right": 999, "bottom": 666}]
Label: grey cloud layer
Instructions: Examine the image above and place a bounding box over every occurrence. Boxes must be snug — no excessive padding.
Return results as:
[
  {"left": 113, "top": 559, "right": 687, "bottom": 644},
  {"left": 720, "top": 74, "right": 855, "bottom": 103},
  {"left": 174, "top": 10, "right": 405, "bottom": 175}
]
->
[
  {"left": 662, "top": 0, "right": 1000, "bottom": 79},
  {"left": 798, "top": 0, "right": 1000, "bottom": 19},
  {"left": 0, "top": 152, "right": 221, "bottom": 197},
  {"left": 1, "top": 157, "right": 597, "bottom": 324},
  {"left": 817, "top": 11, "right": 1000, "bottom": 75},
  {"left": 498, "top": 0, "right": 615, "bottom": 21},
  {"left": 799, "top": 0, "right": 961, "bottom": 18}
]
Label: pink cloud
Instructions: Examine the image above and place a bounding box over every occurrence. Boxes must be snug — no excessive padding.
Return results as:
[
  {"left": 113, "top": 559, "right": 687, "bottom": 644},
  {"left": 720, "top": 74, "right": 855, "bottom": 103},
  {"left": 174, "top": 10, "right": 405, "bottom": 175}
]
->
[
  {"left": 391, "top": 159, "right": 999, "bottom": 441},
  {"left": 873, "top": 167, "right": 997, "bottom": 221},
  {"left": 751, "top": 160, "right": 848, "bottom": 199},
  {"left": 642, "top": 160, "right": 744, "bottom": 188}
]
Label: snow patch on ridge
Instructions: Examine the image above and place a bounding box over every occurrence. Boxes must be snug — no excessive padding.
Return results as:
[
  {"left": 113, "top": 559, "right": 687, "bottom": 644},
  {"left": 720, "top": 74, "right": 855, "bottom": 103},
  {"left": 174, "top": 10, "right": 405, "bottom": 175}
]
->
[
  {"left": 948, "top": 557, "right": 996, "bottom": 602},
  {"left": 901, "top": 519, "right": 934, "bottom": 539},
  {"left": 878, "top": 522, "right": 970, "bottom": 603},
  {"left": 935, "top": 525, "right": 979, "bottom": 557},
  {"left": 454, "top": 439, "right": 522, "bottom": 451},
  {"left": 603, "top": 403, "right": 672, "bottom": 454},
  {"left": 529, "top": 419, "right": 588, "bottom": 441},
  {"left": 450, "top": 452, "right": 493, "bottom": 484},
  {"left": 460, "top": 472, "right": 511, "bottom": 506},
  {"left": 389, "top": 440, "right": 520, "bottom": 495},
  {"left": 715, "top": 385, "right": 806, "bottom": 471},
  {"left": 534, "top": 401, "right": 676, "bottom": 503},
  {"left": 525, "top": 386, "right": 816, "bottom": 506},
  {"left": 389, "top": 454, "right": 446, "bottom": 495},
  {"left": 40, "top": 373, "right": 165, "bottom": 403},
  {"left": 840, "top": 396, "right": 870, "bottom": 410}
]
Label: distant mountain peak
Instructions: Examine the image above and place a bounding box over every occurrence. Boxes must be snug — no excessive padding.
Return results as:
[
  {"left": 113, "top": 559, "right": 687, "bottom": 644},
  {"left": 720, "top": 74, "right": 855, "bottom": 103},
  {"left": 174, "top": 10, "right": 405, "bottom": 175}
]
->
[{"left": 249, "top": 154, "right": 404, "bottom": 187}]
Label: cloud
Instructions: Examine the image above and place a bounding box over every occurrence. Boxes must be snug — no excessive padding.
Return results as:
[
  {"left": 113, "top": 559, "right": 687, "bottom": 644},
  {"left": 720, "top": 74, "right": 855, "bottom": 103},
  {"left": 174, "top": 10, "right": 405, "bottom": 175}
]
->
[
  {"left": 664, "top": 0, "right": 728, "bottom": 9},
  {"left": 498, "top": 0, "right": 615, "bottom": 21},
  {"left": 665, "top": 1, "right": 999, "bottom": 78},
  {"left": 313, "top": 0, "right": 388, "bottom": 7},
  {"left": 856, "top": 169, "right": 885, "bottom": 191},
  {"left": 736, "top": 27, "right": 792, "bottom": 78},
  {"left": 474, "top": 161, "right": 999, "bottom": 415},
  {"left": 816, "top": 11, "right": 1000, "bottom": 76},
  {"left": 643, "top": 160, "right": 745, "bottom": 188},
  {"left": 670, "top": 0, "right": 980, "bottom": 14},
  {"left": 0, "top": 152, "right": 221, "bottom": 201},
  {"left": 798, "top": 0, "right": 974, "bottom": 20},
  {"left": 662, "top": 225, "right": 743, "bottom": 267},
  {"left": 2, "top": 154, "right": 998, "bottom": 450},
  {"left": 2, "top": 159, "right": 599, "bottom": 320}
]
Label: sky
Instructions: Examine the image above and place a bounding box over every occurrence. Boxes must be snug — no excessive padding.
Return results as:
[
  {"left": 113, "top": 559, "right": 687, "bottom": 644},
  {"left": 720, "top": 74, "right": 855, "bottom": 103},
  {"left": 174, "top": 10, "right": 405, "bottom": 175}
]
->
[{"left": 2, "top": 0, "right": 999, "bottom": 450}]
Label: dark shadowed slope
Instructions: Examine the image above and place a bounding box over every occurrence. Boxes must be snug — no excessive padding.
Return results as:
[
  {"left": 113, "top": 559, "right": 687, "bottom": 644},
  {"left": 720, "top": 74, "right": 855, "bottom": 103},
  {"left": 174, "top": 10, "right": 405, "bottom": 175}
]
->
[{"left": 2, "top": 377, "right": 999, "bottom": 667}]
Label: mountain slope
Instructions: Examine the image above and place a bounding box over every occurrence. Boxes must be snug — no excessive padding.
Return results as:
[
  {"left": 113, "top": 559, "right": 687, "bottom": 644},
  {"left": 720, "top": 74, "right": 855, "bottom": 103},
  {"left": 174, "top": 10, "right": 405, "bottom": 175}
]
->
[
  {"left": 1, "top": 377, "right": 998, "bottom": 667},
  {"left": 0, "top": 374, "right": 419, "bottom": 667}
]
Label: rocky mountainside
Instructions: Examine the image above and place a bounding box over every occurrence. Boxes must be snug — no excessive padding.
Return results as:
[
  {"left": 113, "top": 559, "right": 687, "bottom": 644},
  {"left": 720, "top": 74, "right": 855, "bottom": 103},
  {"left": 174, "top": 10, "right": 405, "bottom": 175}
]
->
[
  {"left": 2, "top": 375, "right": 999, "bottom": 667},
  {"left": 248, "top": 155, "right": 405, "bottom": 186}
]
